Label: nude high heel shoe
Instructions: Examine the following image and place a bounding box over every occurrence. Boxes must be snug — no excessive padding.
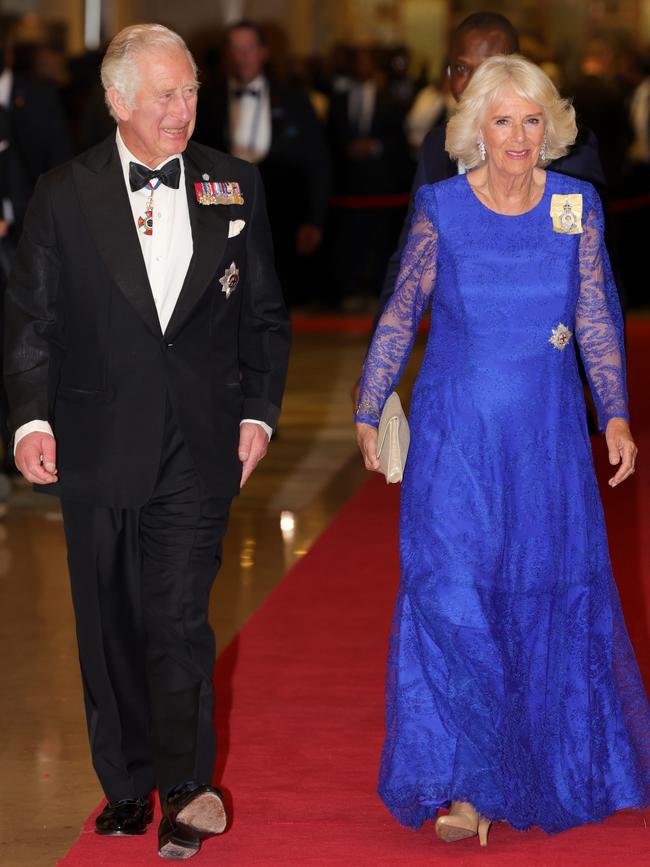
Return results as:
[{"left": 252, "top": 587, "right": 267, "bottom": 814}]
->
[{"left": 435, "top": 800, "right": 492, "bottom": 847}]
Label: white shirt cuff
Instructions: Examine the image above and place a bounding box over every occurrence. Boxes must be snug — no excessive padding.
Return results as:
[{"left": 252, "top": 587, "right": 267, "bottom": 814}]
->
[
  {"left": 14, "top": 420, "right": 54, "bottom": 454},
  {"left": 240, "top": 419, "right": 272, "bottom": 440}
]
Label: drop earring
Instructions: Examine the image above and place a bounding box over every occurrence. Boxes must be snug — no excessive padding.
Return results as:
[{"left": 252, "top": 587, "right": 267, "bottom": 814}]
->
[
  {"left": 478, "top": 139, "right": 486, "bottom": 161},
  {"left": 539, "top": 135, "right": 548, "bottom": 162}
]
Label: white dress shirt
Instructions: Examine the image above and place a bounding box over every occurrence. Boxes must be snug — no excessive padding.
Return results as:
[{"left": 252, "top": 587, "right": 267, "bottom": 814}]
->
[
  {"left": 15, "top": 129, "right": 270, "bottom": 450},
  {"left": 0, "top": 67, "right": 12, "bottom": 108},
  {"left": 116, "top": 128, "right": 193, "bottom": 333},
  {"left": 228, "top": 75, "right": 271, "bottom": 164},
  {"left": 348, "top": 81, "right": 377, "bottom": 136}
]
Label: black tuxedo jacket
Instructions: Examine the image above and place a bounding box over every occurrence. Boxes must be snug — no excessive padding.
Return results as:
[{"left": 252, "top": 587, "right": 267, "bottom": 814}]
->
[
  {"left": 3, "top": 135, "right": 290, "bottom": 506},
  {"left": 374, "top": 122, "right": 607, "bottom": 326},
  {"left": 195, "top": 81, "right": 330, "bottom": 228}
]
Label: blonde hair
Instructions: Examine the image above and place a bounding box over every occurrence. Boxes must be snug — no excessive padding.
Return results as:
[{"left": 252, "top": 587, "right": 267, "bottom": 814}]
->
[
  {"left": 101, "top": 23, "right": 198, "bottom": 121},
  {"left": 445, "top": 54, "right": 577, "bottom": 169}
]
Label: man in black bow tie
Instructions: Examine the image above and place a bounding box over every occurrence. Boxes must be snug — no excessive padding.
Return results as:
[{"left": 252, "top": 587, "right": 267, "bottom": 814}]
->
[
  {"left": 195, "top": 20, "right": 330, "bottom": 305},
  {"left": 4, "top": 23, "right": 289, "bottom": 860}
]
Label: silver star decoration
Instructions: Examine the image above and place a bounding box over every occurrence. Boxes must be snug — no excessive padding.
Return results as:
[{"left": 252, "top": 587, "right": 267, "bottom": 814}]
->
[
  {"left": 219, "top": 261, "right": 239, "bottom": 299},
  {"left": 549, "top": 323, "right": 572, "bottom": 351}
]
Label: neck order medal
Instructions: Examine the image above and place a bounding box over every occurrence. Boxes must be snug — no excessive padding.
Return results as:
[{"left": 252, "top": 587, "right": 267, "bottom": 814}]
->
[{"left": 138, "top": 179, "right": 160, "bottom": 236}]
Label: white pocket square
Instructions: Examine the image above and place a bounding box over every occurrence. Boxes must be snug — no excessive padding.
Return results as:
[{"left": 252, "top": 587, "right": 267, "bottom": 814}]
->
[{"left": 228, "top": 219, "right": 246, "bottom": 238}]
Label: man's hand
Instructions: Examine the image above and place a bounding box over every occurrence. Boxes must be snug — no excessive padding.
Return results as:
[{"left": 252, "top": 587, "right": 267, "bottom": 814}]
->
[
  {"left": 296, "top": 223, "right": 323, "bottom": 256},
  {"left": 239, "top": 422, "right": 269, "bottom": 488},
  {"left": 15, "top": 431, "right": 58, "bottom": 484},
  {"left": 605, "top": 417, "right": 637, "bottom": 487}
]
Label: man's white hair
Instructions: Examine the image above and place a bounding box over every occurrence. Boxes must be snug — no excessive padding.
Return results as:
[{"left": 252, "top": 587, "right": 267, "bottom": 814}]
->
[{"left": 101, "top": 23, "right": 198, "bottom": 121}]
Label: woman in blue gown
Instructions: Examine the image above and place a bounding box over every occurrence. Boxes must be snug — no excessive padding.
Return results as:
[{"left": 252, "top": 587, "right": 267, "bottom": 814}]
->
[{"left": 355, "top": 55, "right": 650, "bottom": 845}]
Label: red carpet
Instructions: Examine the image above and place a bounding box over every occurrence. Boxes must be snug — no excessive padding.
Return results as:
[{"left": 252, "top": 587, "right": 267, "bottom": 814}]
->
[{"left": 59, "top": 321, "right": 650, "bottom": 865}]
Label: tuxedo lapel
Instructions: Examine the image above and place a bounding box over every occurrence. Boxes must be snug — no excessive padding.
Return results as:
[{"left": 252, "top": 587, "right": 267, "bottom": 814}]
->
[
  {"left": 73, "top": 137, "right": 162, "bottom": 337},
  {"left": 163, "top": 143, "right": 228, "bottom": 339}
]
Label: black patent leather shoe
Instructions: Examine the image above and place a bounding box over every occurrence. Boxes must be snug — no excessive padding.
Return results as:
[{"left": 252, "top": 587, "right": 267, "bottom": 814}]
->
[
  {"left": 95, "top": 793, "right": 154, "bottom": 836},
  {"left": 163, "top": 782, "right": 228, "bottom": 838}
]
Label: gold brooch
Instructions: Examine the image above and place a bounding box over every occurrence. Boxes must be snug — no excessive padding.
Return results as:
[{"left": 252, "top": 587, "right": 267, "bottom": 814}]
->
[
  {"left": 550, "top": 194, "right": 582, "bottom": 234},
  {"left": 549, "top": 323, "right": 572, "bottom": 350}
]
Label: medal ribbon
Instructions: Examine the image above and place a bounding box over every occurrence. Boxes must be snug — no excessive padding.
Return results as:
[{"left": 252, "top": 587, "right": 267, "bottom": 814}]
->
[{"left": 146, "top": 177, "right": 162, "bottom": 204}]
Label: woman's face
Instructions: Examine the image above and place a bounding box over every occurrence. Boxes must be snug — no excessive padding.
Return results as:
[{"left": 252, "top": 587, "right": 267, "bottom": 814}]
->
[{"left": 480, "top": 90, "right": 546, "bottom": 176}]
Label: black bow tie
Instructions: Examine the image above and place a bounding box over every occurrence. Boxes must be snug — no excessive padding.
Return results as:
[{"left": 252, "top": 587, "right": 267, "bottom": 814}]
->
[
  {"left": 232, "top": 87, "right": 260, "bottom": 99},
  {"left": 129, "top": 158, "right": 181, "bottom": 192}
]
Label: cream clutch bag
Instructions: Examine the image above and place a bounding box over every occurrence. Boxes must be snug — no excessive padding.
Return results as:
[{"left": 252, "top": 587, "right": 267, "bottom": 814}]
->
[{"left": 377, "top": 392, "right": 410, "bottom": 484}]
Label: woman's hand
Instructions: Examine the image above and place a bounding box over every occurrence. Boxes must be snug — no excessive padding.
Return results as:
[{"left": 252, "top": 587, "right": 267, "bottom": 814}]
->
[
  {"left": 356, "top": 422, "right": 382, "bottom": 473},
  {"left": 605, "top": 417, "right": 637, "bottom": 487}
]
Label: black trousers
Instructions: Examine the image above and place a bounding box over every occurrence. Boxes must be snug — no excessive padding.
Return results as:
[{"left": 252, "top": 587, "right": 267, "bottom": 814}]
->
[{"left": 61, "top": 403, "right": 231, "bottom": 802}]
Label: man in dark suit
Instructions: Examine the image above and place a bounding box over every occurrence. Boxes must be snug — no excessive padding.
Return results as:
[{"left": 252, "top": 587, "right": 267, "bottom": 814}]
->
[
  {"left": 0, "top": 19, "right": 72, "bottom": 227},
  {"left": 327, "top": 46, "right": 412, "bottom": 306},
  {"left": 4, "top": 24, "right": 289, "bottom": 861},
  {"left": 194, "top": 20, "right": 330, "bottom": 305},
  {"left": 0, "top": 21, "right": 72, "bottom": 479}
]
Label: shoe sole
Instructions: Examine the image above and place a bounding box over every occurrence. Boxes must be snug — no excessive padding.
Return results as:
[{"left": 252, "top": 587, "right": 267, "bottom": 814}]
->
[
  {"left": 176, "top": 791, "right": 227, "bottom": 836},
  {"left": 158, "top": 837, "right": 200, "bottom": 860}
]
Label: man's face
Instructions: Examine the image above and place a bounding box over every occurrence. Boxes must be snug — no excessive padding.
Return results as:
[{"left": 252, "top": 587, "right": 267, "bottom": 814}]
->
[
  {"left": 227, "top": 28, "right": 268, "bottom": 84},
  {"left": 111, "top": 47, "right": 198, "bottom": 167},
  {"left": 448, "top": 28, "right": 512, "bottom": 102}
]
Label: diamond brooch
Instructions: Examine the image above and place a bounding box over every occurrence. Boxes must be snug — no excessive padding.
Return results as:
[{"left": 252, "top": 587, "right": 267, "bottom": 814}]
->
[
  {"left": 219, "top": 261, "right": 240, "bottom": 298},
  {"left": 549, "top": 322, "right": 573, "bottom": 351}
]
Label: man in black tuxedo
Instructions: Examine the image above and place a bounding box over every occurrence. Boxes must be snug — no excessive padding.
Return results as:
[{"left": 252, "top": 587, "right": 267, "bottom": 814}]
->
[
  {"left": 0, "top": 22, "right": 72, "bottom": 479},
  {"left": 327, "top": 47, "right": 412, "bottom": 306},
  {"left": 4, "top": 24, "right": 289, "bottom": 861},
  {"left": 372, "top": 12, "right": 606, "bottom": 330},
  {"left": 0, "top": 20, "right": 72, "bottom": 232},
  {"left": 194, "top": 20, "right": 330, "bottom": 305}
]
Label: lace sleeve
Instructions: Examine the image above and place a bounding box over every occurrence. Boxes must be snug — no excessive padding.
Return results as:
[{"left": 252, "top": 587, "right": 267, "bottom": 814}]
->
[
  {"left": 575, "top": 190, "right": 628, "bottom": 430},
  {"left": 355, "top": 187, "right": 438, "bottom": 426}
]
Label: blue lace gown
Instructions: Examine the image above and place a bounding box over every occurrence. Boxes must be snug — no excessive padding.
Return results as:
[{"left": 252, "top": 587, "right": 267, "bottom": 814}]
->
[{"left": 355, "top": 172, "right": 650, "bottom": 834}]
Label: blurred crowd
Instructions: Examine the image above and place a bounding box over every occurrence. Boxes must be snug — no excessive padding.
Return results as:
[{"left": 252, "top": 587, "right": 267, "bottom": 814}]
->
[{"left": 2, "top": 14, "right": 650, "bottom": 317}]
